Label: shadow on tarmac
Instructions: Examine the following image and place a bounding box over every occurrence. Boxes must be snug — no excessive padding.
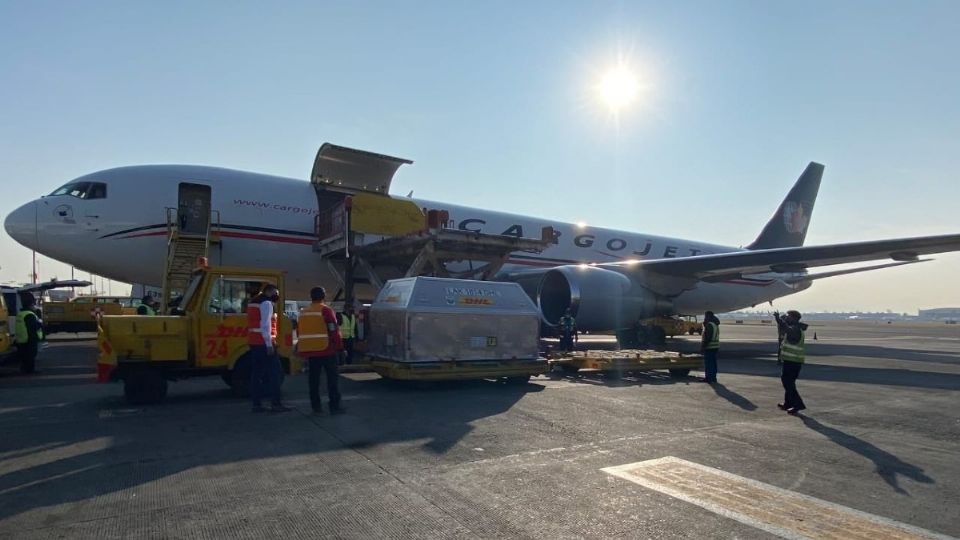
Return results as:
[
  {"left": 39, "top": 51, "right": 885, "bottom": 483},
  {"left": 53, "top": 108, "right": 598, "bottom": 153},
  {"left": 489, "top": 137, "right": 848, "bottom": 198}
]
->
[
  {"left": 806, "top": 343, "right": 960, "bottom": 366},
  {"left": 0, "top": 344, "right": 540, "bottom": 523},
  {"left": 799, "top": 415, "right": 935, "bottom": 494},
  {"left": 709, "top": 382, "right": 758, "bottom": 411},
  {"left": 716, "top": 354, "right": 960, "bottom": 392}
]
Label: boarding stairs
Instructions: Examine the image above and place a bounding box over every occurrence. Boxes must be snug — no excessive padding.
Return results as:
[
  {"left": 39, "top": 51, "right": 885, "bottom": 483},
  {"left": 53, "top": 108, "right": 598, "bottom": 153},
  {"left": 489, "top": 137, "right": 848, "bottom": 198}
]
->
[{"left": 160, "top": 208, "right": 220, "bottom": 313}]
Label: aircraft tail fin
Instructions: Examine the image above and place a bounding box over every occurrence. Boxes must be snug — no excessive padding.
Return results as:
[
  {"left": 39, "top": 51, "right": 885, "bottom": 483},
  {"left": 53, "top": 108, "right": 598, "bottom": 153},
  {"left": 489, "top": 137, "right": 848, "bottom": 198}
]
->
[{"left": 747, "top": 162, "right": 823, "bottom": 250}]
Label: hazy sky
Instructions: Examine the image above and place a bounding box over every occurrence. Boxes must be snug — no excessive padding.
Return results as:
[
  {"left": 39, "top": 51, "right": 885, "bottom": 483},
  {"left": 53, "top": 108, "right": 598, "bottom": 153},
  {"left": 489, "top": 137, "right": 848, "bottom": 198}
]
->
[{"left": 1, "top": 1, "right": 958, "bottom": 312}]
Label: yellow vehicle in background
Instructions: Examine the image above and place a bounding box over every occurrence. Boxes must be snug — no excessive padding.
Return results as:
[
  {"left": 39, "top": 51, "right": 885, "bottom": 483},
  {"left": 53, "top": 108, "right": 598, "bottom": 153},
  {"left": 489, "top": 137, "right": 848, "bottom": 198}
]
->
[
  {"left": 618, "top": 316, "right": 705, "bottom": 348},
  {"left": 96, "top": 264, "right": 299, "bottom": 404},
  {"left": 43, "top": 296, "right": 139, "bottom": 334},
  {"left": 646, "top": 316, "right": 703, "bottom": 338},
  {"left": 0, "top": 294, "right": 10, "bottom": 359}
]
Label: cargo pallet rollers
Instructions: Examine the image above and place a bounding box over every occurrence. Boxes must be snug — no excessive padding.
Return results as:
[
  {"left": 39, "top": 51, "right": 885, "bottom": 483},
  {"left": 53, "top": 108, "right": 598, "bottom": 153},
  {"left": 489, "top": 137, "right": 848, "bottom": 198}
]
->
[{"left": 549, "top": 350, "right": 704, "bottom": 379}]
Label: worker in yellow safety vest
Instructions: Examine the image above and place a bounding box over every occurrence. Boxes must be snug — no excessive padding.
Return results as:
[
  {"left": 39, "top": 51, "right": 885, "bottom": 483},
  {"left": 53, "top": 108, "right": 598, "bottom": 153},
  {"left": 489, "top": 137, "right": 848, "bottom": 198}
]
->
[
  {"left": 14, "top": 292, "right": 44, "bottom": 374},
  {"left": 774, "top": 310, "right": 807, "bottom": 414},
  {"left": 338, "top": 302, "right": 358, "bottom": 365},
  {"left": 298, "top": 287, "right": 343, "bottom": 414},
  {"left": 700, "top": 311, "right": 720, "bottom": 383}
]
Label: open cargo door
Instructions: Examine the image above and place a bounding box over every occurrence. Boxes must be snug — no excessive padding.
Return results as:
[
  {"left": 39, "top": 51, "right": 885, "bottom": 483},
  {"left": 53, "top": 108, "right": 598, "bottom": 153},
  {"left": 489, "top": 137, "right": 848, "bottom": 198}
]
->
[{"left": 311, "top": 143, "right": 413, "bottom": 195}]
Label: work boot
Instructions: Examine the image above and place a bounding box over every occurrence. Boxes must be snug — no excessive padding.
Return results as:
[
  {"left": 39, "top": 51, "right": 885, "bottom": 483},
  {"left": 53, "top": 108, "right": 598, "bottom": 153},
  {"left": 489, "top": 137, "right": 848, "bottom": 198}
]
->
[{"left": 270, "top": 403, "right": 293, "bottom": 413}]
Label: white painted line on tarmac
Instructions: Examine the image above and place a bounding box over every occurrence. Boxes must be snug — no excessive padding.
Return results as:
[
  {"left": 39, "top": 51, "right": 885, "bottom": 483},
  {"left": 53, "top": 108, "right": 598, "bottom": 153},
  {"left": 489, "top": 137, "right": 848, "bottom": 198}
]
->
[{"left": 602, "top": 456, "right": 955, "bottom": 540}]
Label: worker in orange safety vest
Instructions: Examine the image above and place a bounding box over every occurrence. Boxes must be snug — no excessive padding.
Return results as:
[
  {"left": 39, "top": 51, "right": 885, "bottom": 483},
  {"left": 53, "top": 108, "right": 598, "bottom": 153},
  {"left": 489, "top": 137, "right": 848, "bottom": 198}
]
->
[
  {"left": 298, "top": 286, "right": 344, "bottom": 415},
  {"left": 246, "top": 284, "right": 291, "bottom": 413}
]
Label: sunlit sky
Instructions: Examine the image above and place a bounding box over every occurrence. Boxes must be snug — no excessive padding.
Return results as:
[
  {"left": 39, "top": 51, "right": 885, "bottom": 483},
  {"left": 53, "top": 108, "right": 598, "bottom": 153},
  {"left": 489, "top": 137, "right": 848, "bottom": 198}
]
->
[{"left": 1, "top": 1, "right": 958, "bottom": 313}]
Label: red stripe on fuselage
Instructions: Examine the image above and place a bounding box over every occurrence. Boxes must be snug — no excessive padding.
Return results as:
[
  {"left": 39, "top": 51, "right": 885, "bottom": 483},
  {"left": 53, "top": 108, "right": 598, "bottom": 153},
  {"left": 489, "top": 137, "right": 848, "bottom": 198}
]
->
[{"left": 117, "top": 230, "right": 314, "bottom": 245}]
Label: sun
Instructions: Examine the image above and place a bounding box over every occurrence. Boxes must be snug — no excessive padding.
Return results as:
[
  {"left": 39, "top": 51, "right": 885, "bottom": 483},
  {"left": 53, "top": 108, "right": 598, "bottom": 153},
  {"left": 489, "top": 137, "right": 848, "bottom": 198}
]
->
[{"left": 597, "top": 65, "right": 640, "bottom": 112}]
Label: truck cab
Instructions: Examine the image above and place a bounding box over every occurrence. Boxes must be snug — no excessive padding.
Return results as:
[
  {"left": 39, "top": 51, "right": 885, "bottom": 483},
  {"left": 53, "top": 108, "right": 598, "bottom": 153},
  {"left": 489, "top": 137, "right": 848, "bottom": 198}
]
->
[{"left": 97, "top": 264, "right": 299, "bottom": 404}]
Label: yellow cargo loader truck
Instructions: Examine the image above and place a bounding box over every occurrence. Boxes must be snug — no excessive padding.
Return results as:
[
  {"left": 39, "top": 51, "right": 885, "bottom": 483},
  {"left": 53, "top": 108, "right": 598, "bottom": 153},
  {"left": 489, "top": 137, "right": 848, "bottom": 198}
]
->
[{"left": 96, "top": 265, "right": 299, "bottom": 404}]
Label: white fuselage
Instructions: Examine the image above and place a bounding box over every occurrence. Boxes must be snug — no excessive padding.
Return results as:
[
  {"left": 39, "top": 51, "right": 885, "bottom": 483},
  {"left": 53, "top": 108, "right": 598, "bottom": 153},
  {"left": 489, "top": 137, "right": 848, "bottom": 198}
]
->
[{"left": 5, "top": 165, "right": 806, "bottom": 313}]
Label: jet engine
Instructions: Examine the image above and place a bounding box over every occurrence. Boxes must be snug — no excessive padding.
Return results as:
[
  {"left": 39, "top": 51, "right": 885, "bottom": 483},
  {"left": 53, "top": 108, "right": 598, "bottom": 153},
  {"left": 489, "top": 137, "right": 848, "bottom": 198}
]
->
[{"left": 536, "top": 265, "right": 672, "bottom": 331}]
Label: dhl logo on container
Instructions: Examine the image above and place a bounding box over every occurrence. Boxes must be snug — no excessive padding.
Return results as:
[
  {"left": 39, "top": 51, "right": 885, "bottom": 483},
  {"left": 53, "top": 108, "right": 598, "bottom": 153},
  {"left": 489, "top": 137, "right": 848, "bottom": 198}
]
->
[{"left": 458, "top": 297, "right": 495, "bottom": 306}]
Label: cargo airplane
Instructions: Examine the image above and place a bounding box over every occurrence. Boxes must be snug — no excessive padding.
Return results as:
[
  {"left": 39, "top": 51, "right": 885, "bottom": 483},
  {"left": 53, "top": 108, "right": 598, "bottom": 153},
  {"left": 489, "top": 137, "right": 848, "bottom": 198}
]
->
[{"left": 5, "top": 144, "right": 960, "bottom": 331}]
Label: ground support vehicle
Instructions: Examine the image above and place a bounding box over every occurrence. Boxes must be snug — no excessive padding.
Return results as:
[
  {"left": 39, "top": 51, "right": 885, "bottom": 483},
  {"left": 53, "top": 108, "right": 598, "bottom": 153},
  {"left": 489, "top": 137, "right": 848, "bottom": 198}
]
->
[
  {"left": 616, "top": 316, "right": 704, "bottom": 348},
  {"left": 97, "top": 264, "right": 299, "bottom": 404},
  {"left": 2, "top": 280, "right": 91, "bottom": 369},
  {"left": 43, "top": 296, "right": 131, "bottom": 334},
  {"left": 655, "top": 316, "right": 704, "bottom": 336},
  {"left": 0, "top": 294, "right": 11, "bottom": 360},
  {"left": 550, "top": 349, "right": 703, "bottom": 379},
  {"left": 365, "top": 277, "right": 547, "bottom": 383}
]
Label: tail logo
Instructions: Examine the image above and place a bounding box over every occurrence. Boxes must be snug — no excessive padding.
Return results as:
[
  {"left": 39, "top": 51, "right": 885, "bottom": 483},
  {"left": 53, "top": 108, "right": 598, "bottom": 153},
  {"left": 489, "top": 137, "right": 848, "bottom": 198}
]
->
[{"left": 782, "top": 201, "right": 809, "bottom": 234}]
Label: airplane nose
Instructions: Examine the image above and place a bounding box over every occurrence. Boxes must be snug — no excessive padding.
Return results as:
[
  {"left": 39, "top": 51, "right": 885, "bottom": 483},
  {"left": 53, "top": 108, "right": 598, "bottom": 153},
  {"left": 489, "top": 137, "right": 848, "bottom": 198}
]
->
[{"left": 4, "top": 201, "right": 38, "bottom": 250}]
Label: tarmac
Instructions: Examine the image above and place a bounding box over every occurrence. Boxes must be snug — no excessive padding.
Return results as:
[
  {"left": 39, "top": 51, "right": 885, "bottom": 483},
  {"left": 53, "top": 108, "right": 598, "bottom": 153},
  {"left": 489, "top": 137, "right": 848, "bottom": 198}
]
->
[{"left": 0, "top": 320, "right": 958, "bottom": 539}]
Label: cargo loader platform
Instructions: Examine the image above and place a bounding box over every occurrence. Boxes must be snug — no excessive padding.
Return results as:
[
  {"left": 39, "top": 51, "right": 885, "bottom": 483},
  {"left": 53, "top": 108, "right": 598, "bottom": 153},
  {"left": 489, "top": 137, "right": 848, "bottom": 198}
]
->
[
  {"left": 369, "top": 357, "right": 548, "bottom": 382},
  {"left": 550, "top": 349, "right": 703, "bottom": 378}
]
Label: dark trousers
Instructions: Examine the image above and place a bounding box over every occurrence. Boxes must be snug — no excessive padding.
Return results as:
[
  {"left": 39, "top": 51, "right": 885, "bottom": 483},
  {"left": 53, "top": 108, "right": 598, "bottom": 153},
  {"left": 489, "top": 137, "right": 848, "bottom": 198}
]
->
[
  {"left": 16, "top": 342, "right": 38, "bottom": 373},
  {"left": 308, "top": 355, "right": 341, "bottom": 410},
  {"left": 560, "top": 331, "right": 574, "bottom": 352},
  {"left": 781, "top": 361, "right": 805, "bottom": 410},
  {"left": 342, "top": 338, "right": 355, "bottom": 365},
  {"left": 703, "top": 348, "right": 718, "bottom": 382},
  {"left": 249, "top": 345, "right": 282, "bottom": 406}
]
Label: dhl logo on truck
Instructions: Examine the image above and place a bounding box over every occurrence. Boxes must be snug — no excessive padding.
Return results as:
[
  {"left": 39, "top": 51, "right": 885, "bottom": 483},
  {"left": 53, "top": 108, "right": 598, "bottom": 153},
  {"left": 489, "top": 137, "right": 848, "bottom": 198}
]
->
[{"left": 204, "top": 324, "right": 247, "bottom": 339}]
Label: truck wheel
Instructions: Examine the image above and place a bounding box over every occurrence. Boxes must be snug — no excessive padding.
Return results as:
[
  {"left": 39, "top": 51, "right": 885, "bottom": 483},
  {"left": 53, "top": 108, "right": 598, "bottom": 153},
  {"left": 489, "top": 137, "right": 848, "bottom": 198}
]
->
[
  {"left": 505, "top": 375, "right": 531, "bottom": 385},
  {"left": 20, "top": 355, "right": 36, "bottom": 374},
  {"left": 560, "top": 364, "right": 580, "bottom": 375},
  {"left": 669, "top": 368, "right": 691, "bottom": 378},
  {"left": 229, "top": 366, "right": 251, "bottom": 398},
  {"left": 124, "top": 370, "right": 167, "bottom": 404},
  {"left": 606, "top": 369, "right": 623, "bottom": 380},
  {"left": 688, "top": 328, "right": 696, "bottom": 335},
  {"left": 227, "top": 353, "right": 253, "bottom": 398},
  {"left": 651, "top": 326, "right": 667, "bottom": 347}
]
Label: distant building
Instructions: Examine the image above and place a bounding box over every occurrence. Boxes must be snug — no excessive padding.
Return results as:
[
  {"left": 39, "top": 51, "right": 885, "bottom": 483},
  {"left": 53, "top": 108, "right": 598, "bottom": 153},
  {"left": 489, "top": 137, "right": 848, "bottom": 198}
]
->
[{"left": 918, "top": 308, "right": 960, "bottom": 320}]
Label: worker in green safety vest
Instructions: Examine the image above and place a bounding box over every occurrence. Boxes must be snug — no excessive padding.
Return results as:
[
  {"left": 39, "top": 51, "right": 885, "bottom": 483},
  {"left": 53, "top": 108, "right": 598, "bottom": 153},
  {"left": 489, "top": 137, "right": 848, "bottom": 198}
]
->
[
  {"left": 14, "top": 292, "right": 44, "bottom": 374},
  {"left": 774, "top": 310, "right": 808, "bottom": 414},
  {"left": 136, "top": 295, "right": 158, "bottom": 315},
  {"left": 700, "top": 311, "right": 720, "bottom": 383},
  {"left": 337, "top": 303, "right": 358, "bottom": 365}
]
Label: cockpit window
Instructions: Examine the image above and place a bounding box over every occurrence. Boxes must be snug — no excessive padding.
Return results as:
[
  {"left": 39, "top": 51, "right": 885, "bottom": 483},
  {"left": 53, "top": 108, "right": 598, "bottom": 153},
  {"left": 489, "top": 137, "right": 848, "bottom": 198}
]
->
[{"left": 50, "top": 182, "right": 107, "bottom": 199}]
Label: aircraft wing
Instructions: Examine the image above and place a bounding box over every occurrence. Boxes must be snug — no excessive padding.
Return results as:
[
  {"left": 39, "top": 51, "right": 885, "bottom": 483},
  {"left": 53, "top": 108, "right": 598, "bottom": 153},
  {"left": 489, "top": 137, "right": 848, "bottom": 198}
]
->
[
  {"left": 19, "top": 279, "right": 93, "bottom": 293},
  {"left": 603, "top": 233, "right": 960, "bottom": 281}
]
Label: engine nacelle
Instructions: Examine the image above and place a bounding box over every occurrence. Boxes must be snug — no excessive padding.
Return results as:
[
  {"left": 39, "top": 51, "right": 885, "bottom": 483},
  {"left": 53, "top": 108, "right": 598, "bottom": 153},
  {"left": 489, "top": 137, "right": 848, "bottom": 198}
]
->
[{"left": 537, "top": 265, "right": 671, "bottom": 331}]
